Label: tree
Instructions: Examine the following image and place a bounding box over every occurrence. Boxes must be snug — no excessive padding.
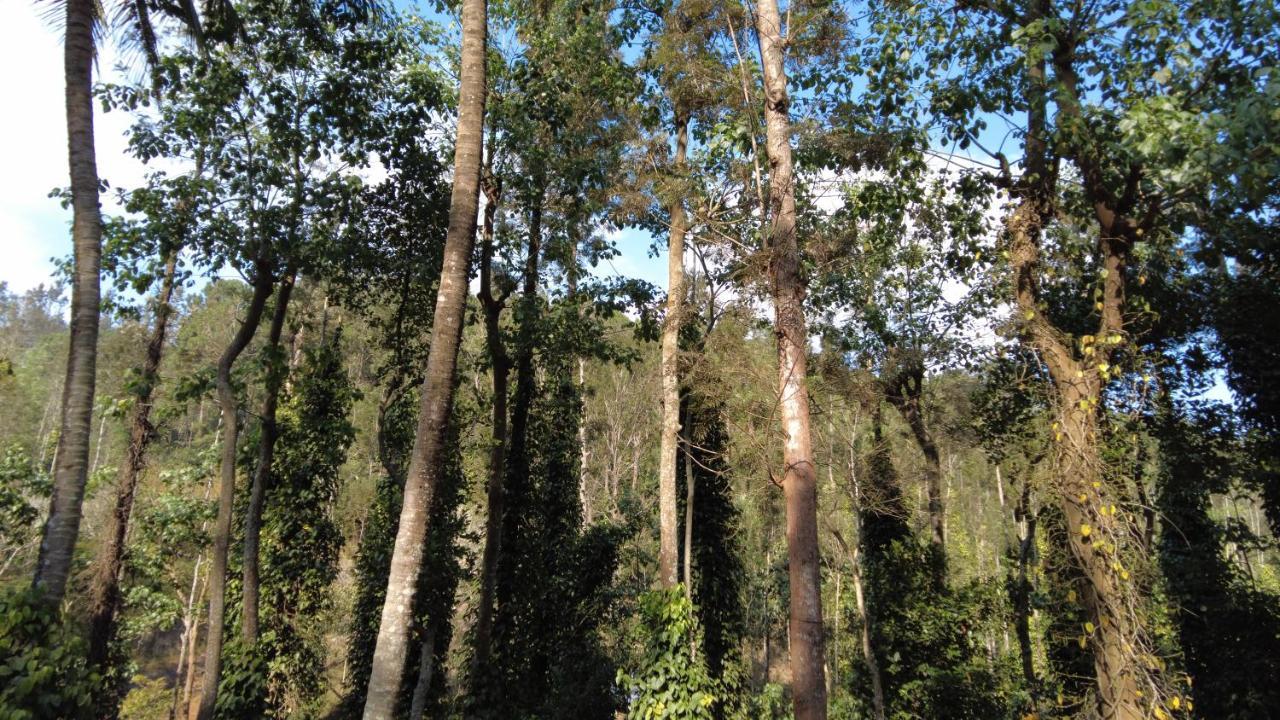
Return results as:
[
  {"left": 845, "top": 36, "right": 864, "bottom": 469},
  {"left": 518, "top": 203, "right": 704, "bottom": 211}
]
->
[
  {"left": 753, "top": 0, "right": 827, "bottom": 715},
  {"left": 32, "top": 0, "right": 211, "bottom": 610},
  {"left": 360, "top": 0, "right": 488, "bottom": 710},
  {"left": 31, "top": 0, "right": 105, "bottom": 607},
  {"left": 85, "top": 228, "right": 182, "bottom": 706}
]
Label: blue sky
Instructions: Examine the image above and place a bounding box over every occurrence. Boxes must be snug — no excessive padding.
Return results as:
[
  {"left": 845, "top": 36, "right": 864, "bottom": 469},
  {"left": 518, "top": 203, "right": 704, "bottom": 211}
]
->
[{"left": 0, "top": 2, "right": 667, "bottom": 298}]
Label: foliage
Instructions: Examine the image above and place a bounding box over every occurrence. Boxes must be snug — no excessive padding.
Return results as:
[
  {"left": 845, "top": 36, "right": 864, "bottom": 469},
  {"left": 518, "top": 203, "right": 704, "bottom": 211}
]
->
[
  {"left": 118, "top": 674, "right": 171, "bottom": 720},
  {"left": 0, "top": 448, "right": 49, "bottom": 570},
  {"left": 1156, "top": 404, "right": 1280, "bottom": 718},
  {"left": 254, "top": 333, "right": 358, "bottom": 717},
  {"left": 618, "top": 588, "right": 718, "bottom": 720},
  {"left": 0, "top": 589, "right": 97, "bottom": 720}
]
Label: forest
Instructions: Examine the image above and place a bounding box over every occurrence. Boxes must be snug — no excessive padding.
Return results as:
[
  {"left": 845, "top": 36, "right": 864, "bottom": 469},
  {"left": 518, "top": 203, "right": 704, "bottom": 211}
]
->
[{"left": 1, "top": 0, "right": 1278, "bottom": 717}]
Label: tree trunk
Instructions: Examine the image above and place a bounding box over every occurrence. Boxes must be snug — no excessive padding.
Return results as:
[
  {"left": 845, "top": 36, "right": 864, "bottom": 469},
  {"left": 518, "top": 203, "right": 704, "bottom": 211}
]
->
[
  {"left": 471, "top": 176, "right": 509, "bottom": 677},
  {"left": 86, "top": 247, "right": 180, "bottom": 695},
  {"left": 406, "top": 624, "right": 437, "bottom": 720},
  {"left": 197, "top": 261, "right": 275, "bottom": 720},
  {"left": 884, "top": 366, "right": 946, "bottom": 560},
  {"left": 242, "top": 271, "right": 296, "bottom": 644},
  {"left": 754, "top": 3, "right": 826, "bottom": 716},
  {"left": 1013, "top": 477, "right": 1038, "bottom": 691},
  {"left": 33, "top": 0, "right": 104, "bottom": 605},
  {"left": 682, "top": 421, "right": 695, "bottom": 604},
  {"left": 172, "top": 553, "right": 206, "bottom": 720},
  {"left": 658, "top": 110, "right": 689, "bottom": 589},
  {"left": 360, "top": 0, "right": 486, "bottom": 708}
]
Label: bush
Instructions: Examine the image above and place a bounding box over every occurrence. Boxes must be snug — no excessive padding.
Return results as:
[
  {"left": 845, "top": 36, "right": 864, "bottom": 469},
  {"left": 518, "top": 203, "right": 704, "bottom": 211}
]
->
[
  {"left": 0, "top": 588, "right": 97, "bottom": 720},
  {"left": 618, "top": 588, "right": 718, "bottom": 719}
]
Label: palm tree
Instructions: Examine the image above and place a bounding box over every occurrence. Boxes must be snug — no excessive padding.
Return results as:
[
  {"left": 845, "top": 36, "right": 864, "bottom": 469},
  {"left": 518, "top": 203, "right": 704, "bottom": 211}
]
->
[
  {"left": 31, "top": 0, "right": 222, "bottom": 608},
  {"left": 359, "top": 0, "right": 489, "bottom": 712},
  {"left": 32, "top": 0, "right": 108, "bottom": 607}
]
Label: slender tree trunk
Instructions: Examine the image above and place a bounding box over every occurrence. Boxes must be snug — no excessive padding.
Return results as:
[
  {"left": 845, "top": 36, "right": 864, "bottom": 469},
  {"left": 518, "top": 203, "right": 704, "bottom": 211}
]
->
[
  {"left": 682, "top": 421, "right": 695, "bottom": 604},
  {"left": 754, "top": 2, "right": 826, "bottom": 716},
  {"left": 86, "top": 247, "right": 180, "bottom": 693},
  {"left": 90, "top": 412, "right": 108, "bottom": 477},
  {"left": 1013, "top": 478, "right": 1038, "bottom": 690},
  {"left": 197, "top": 262, "right": 275, "bottom": 720},
  {"left": 840, "top": 448, "right": 886, "bottom": 720},
  {"left": 33, "top": 0, "right": 103, "bottom": 605},
  {"left": 658, "top": 110, "right": 689, "bottom": 589},
  {"left": 472, "top": 177, "right": 509, "bottom": 676},
  {"left": 360, "top": 0, "right": 486, "bottom": 708},
  {"left": 407, "top": 624, "right": 437, "bottom": 720},
  {"left": 172, "top": 554, "right": 206, "bottom": 720},
  {"left": 851, "top": 540, "right": 885, "bottom": 720},
  {"left": 242, "top": 271, "right": 296, "bottom": 643}
]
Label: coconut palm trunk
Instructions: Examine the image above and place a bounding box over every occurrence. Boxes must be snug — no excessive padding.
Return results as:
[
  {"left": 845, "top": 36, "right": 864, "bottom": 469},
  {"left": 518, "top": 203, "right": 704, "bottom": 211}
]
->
[
  {"left": 33, "top": 0, "right": 104, "bottom": 606},
  {"left": 359, "top": 0, "right": 487, "bottom": 710}
]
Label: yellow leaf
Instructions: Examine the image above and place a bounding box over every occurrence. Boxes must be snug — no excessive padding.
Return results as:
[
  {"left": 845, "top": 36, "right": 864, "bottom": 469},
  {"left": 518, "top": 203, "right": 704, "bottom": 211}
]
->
[
  {"left": 1080, "top": 524, "right": 1092, "bottom": 537},
  {"left": 1084, "top": 621, "right": 1095, "bottom": 634},
  {"left": 1170, "top": 696, "right": 1181, "bottom": 710}
]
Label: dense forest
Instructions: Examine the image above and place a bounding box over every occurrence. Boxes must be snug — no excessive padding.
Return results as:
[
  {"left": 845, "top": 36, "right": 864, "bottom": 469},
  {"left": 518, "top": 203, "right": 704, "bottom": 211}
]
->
[{"left": 2, "top": 0, "right": 1278, "bottom": 718}]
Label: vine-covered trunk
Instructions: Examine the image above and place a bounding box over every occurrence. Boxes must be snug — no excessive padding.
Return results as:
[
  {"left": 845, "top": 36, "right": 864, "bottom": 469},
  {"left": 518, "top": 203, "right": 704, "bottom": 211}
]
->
[
  {"left": 198, "top": 261, "right": 275, "bottom": 720},
  {"left": 360, "top": 0, "right": 486, "bottom": 708},
  {"left": 884, "top": 368, "right": 946, "bottom": 566},
  {"left": 472, "top": 182, "right": 510, "bottom": 675},
  {"left": 754, "top": 0, "right": 826, "bottom": 715},
  {"left": 86, "top": 247, "right": 179, "bottom": 696},
  {"left": 658, "top": 111, "right": 688, "bottom": 589},
  {"left": 1054, "top": 397, "right": 1144, "bottom": 720},
  {"left": 34, "top": 0, "right": 103, "bottom": 605},
  {"left": 1007, "top": 197, "right": 1146, "bottom": 720},
  {"left": 242, "top": 271, "right": 296, "bottom": 643}
]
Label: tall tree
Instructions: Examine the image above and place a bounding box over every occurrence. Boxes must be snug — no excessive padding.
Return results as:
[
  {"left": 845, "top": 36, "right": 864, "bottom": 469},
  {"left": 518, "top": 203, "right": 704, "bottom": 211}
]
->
[
  {"left": 200, "top": 259, "right": 274, "bottom": 720},
  {"left": 241, "top": 271, "right": 295, "bottom": 643},
  {"left": 32, "top": 0, "right": 104, "bottom": 607},
  {"left": 85, "top": 240, "right": 180, "bottom": 700},
  {"left": 360, "top": 0, "right": 488, "bottom": 711},
  {"left": 754, "top": 0, "right": 826, "bottom": 715},
  {"left": 658, "top": 106, "right": 688, "bottom": 589}
]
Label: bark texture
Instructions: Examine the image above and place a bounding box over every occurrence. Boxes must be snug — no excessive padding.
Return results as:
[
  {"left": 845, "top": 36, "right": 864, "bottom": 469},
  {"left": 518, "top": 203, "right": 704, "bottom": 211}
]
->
[
  {"left": 33, "top": 0, "right": 104, "bottom": 605},
  {"left": 198, "top": 262, "right": 275, "bottom": 720},
  {"left": 86, "top": 248, "right": 179, "bottom": 690},
  {"left": 658, "top": 112, "right": 689, "bottom": 589},
  {"left": 242, "top": 271, "right": 296, "bottom": 643},
  {"left": 754, "top": 2, "right": 827, "bottom": 716},
  {"left": 359, "top": 0, "right": 486, "bottom": 710}
]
